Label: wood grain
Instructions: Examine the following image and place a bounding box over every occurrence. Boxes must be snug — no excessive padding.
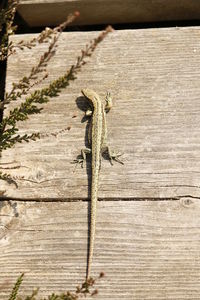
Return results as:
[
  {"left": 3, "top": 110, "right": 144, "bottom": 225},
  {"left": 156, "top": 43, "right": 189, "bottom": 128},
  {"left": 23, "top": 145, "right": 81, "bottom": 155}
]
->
[
  {"left": 2, "top": 26, "right": 200, "bottom": 300},
  {"left": 2, "top": 27, "right": 200, "bottom": 199},
  {"left": 18, "top": 0, "right": 200, "bottom": 27},
  {"left": 0, "top": 198, "right": 200, "bottom": 299}
]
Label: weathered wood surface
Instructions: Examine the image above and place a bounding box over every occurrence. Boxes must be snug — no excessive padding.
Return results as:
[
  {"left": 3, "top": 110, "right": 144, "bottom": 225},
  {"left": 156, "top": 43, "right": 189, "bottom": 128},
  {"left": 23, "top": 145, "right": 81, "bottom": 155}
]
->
[
  {"left": 1, "top": 198, "right": 200, "bottom": 300},
  {"left": 2, "top": 27, "right": 200, "bottom": 199},
  {"left": 2, "top": 26, "right": 200, "bottom": 300},
  {"left": 18, "top": 0, "right": 200, "bottom": 27}
]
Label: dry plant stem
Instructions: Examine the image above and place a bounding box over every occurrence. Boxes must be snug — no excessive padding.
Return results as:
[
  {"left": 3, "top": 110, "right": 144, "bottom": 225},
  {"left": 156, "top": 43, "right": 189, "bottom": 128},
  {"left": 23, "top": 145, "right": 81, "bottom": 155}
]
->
[
  {"left": 3, "top": 12, "right": 80, "bottom": 107},
  {"left": 64, "top": 25, "right": 114, "bottom": 80},
  {"left": 13, "top": 12, "right": 80, "bottom": 52}
]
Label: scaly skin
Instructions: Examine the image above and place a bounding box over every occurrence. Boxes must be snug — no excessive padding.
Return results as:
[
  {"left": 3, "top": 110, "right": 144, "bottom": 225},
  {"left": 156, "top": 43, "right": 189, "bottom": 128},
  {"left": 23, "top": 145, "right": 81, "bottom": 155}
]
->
[
  {"left": 75, "top": 89, "right": 122, "bottom": 280},
  {"left": 81, "top": 88, "right": 105, "bottom": 280}
]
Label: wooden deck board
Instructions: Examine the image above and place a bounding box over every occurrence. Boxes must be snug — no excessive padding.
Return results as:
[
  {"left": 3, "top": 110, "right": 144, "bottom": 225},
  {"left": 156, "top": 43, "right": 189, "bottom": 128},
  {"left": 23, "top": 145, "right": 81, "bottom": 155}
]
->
[
  {"left": 2, "top": 27, "right": 200, "bottom": 199},
  {"left": 1, "top": 199, "right": 200, "bottom": 299},
  {"left": 18, "top": 0, "right": 200, "bottom": 27}
]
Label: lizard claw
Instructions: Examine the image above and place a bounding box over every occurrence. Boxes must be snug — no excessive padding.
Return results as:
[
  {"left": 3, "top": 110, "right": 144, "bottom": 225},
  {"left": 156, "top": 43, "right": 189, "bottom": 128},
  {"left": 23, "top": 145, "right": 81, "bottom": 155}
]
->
[
  {"left": 71, "top": 157, "right": 85, "bottom": 168},
  {"left": 113, "top": 154, "right": 124, "bottom": 165},
  {"left": 107, "top": 149, "right": 124, "bottom": 165}
]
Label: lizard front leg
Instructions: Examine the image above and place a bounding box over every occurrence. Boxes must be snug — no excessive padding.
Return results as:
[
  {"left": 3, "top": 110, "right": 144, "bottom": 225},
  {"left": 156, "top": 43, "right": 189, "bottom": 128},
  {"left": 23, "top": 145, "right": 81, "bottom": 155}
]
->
[
  {"left": 105, "top": 91, "right": 112, "bottom": 112},
  {"left": 73, "top": 107, "right": 93, "bottom": 168}
]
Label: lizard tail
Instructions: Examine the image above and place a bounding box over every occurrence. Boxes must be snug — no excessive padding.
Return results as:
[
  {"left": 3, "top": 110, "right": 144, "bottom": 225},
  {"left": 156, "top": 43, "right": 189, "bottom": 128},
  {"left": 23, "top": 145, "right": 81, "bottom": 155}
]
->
[{"left": 87, "top": 172, "right": 98, "bottom": 280}]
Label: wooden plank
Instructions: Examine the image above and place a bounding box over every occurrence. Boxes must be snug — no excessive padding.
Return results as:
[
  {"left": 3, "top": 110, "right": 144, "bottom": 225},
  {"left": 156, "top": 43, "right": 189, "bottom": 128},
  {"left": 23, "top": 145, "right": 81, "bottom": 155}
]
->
[
  {"left": 2, "top": 27, "right": 200, "bottom": 199},
  {"left": 0, "top": 199, "right": 200, "bottom": 299},
  {"left": 18, "top": 0, "right": 200, "bottom": 27}
]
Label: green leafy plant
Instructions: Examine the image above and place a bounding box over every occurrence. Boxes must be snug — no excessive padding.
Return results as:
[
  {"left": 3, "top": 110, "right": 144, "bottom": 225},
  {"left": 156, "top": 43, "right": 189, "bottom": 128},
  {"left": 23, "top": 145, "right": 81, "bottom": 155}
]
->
[{"left": 8, "top": 273, "right": 24, "bottom": 300}]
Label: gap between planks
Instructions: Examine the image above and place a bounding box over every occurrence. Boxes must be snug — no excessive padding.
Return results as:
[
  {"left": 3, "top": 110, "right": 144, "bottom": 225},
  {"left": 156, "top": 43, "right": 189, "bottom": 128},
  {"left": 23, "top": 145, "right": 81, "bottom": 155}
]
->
[{"left": 0, "top": 196, "right": 198, "bottom": 202}]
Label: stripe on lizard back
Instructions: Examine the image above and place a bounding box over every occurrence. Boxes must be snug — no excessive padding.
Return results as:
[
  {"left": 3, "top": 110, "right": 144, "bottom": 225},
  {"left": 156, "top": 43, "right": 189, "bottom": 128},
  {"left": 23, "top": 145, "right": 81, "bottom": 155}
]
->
[
  {"left": 81, "top": 88, "right": 105, "bottom": 280},
  {"left": 77, "top": 89, "right": 123, "bottom": 280}
]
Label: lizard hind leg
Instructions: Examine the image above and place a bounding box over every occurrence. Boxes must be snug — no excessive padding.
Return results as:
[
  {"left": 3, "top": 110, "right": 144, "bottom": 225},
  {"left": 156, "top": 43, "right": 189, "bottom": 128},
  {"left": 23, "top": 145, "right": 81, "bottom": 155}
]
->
[
  {"left": 72, "top": 148, "right": 91, "bottom": 168},
  {"left": 103, "top": 146, "right": 124, "bottom": 165}
]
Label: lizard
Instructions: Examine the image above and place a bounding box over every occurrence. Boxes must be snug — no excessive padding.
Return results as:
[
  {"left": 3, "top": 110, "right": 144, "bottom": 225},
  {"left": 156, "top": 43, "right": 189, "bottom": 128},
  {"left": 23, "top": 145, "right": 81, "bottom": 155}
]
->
[{"left": 73, "top": 88, "right": 123, "bottom": 280}]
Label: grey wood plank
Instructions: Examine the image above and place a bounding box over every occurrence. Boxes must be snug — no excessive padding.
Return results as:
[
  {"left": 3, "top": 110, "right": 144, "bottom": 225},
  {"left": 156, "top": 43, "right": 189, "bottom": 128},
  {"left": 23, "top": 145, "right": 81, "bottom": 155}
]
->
[
  {"left": 2, "top": 27, "right": 200, "bottom": 199},
  {"left": 18, "top": 0, "right": 200, "bottom": 27},
  {"left": 0, "top": 199, "right": 200, "bottom": 300}
]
